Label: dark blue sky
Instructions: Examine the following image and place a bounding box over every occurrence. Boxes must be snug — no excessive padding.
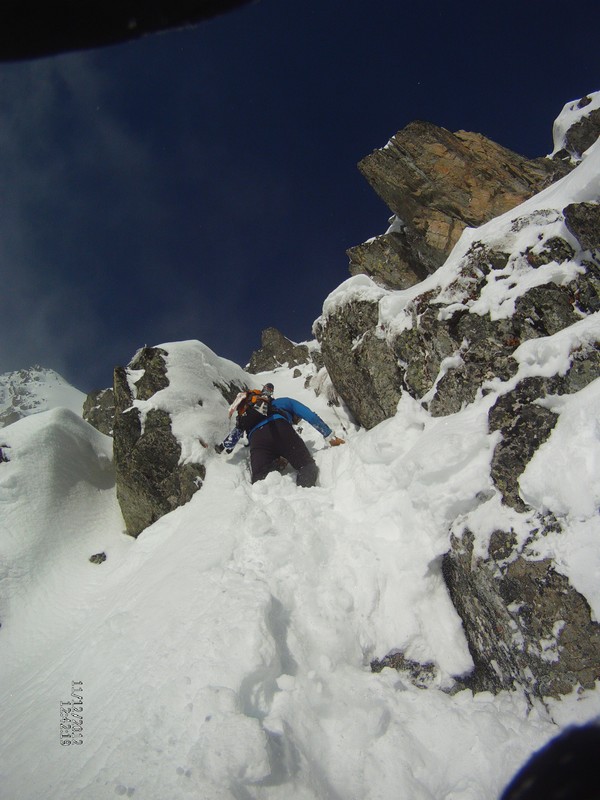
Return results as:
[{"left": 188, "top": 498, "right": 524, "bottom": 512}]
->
[{"left": 1, "top": 0, "right": 597, "bottom": 392}]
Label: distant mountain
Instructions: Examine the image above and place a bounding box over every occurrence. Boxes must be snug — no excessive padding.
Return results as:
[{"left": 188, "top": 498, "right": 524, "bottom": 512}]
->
[{"left": 0, "top": 366, "right": 85, "bottom": 428}]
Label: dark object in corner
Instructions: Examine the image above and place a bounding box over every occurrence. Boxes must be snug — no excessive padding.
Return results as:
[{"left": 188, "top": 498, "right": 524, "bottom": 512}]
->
[
  {"left": 0, "top": 0, "right": 255, "bottom": 61},
  {"left": 89, "top": 552, "right": 107, "bottom": 565},
  {"left": 500, "top": 723, "right": 600, "bottom": 799}
]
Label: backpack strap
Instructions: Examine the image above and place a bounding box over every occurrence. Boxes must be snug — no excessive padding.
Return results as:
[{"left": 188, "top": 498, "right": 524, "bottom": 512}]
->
[{"left": 236, "top": 390, "right": 275, "bottom": 433}]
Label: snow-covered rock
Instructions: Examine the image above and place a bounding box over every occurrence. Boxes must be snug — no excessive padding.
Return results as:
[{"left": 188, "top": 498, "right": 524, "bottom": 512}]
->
[
  {"left": 551, "top": 90, "right": 600, "bottom": 161},
  {"left": 112, "top": 341, "right": 249, "bottom": 536},
  {"left": 315, "top": 99, "right": 600, "bottom": 700}
]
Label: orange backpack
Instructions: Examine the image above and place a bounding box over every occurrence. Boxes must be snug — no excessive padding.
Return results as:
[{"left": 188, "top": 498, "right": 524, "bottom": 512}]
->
[{"left": 229, "top": 390, "right": 275, "bottom": 432}]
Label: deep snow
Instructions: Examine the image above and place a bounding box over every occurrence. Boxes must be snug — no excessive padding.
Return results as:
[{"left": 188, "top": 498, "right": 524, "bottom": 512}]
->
[{"left": 2, "top": 94, "right": 600, "bottom": 800}]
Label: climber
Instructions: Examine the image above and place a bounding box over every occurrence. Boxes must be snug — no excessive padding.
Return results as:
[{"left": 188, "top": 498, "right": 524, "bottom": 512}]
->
[
  {"left": 214, "top": 383, "right": 274, "bottom": 454},
  {"left": 215, "top": 383, "right": 345, "bottom": 487}
]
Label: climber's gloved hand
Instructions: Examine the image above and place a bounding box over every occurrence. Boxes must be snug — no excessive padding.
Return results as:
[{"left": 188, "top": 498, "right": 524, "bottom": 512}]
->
[
  {"left": 214, "top": 443, "right": 225, "bottom": 454},
  {"left": 329, "top": 436, "right": 345, "bottom": 447}
]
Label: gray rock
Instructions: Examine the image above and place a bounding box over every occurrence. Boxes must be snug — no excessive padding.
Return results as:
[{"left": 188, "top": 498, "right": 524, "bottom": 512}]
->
[
  {"left": 315, "top": 300, "right": 404, "bottom": 429},
  {"left": 112, "top": 347, "right": 206, "bottom": 537},
  {"left": 214, "top": 379, "right": 249, "bottom": 405},
  {"left": 443, "top": 527, "right": 600, "bottom": 698},
  {"left": 347, "top": 231, "right": 430, "bottom": 290},
  {"left": 83, "top": 388, "right": 115, "bottom": 435},
  {"left": 247, "top": 327, "right": 311, "bottom": 373},
  {"left": 563, "top": 201, "right": 600, "bottom": 252},
  {"left": 489, "top": 349, "right": 600, "bottom": 510},
  {"left": 321, "top": 223, "right": 600, "bottom": 428},
  {"left": 555, "top": 98, "right": 600, "bottom": 161},
  {"left": 489, "top": 387, "right": 559, "bottom": 511},
  {"left": 128, "top": 346, "right": 169, "bottom": 400},
  {"left": 371, "top": 652, "right": 438, "bottom": 688}
]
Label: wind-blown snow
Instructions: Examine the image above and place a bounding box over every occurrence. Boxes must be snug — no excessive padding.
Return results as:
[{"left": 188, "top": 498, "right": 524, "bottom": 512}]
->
[{"left": 2, "top": 339, "right": 599, "bottom": 800}]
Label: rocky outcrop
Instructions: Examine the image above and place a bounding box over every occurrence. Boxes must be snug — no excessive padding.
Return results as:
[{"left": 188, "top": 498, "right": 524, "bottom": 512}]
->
[
  {"left": 111, "top": 341, "right": 249, "bottom": 537},
  {"left": 315, "top": 219, "right": 600, "bottom": 428},
  {"left": 314, "top": 300, "right": 404, "bottom": 429},
  {"left": 318, "top": 97, "right": 600, "bottom": 699},
  {"left": 318, "top": 200, "right": 600, "bottom": 430},
  {"left": 553, "top": 95, "right": 600, "bottom": 162},
  {"left": 112, "top": 347, "right": 206, "bottom": 537},
  {"left": 440, "top": 348, "right": 600, "bottom": 698},
  {"left": 347, "top": 229, "right": 429, "bottom": 290},
  {"left": 564, "top": 201, "right": 600, "bottom": 253},
  {"left": 83, "top": 388, "right": 115, "bottom": 435},
  {"left": 247, "top": 327, "right": 322, "bottom": 373},
  {"left": 489, "top": 350, "right": 600, "bottom": 510},
  {"left": 443, "top": 526, "right": 600, "bottom": 698},
  {"left": 350, "top": 121, "right": 570, "bottom": 289}
]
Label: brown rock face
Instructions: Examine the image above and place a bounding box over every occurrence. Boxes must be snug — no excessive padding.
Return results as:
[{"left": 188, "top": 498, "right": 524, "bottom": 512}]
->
[{"left": 354, "top": 121, "right": 570, "bottom": 285}]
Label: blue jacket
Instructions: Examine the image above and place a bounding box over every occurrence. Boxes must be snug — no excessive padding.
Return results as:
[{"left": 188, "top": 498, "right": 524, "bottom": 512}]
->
[
  {"left": 221, "top": 397, "right": 332, "bottom": 451},
  {"left": 253, "top": 397, "right": 333, "bottom": 438}
]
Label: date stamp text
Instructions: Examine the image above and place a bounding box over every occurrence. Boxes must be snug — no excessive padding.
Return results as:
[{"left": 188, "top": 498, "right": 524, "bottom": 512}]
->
[{"left": 60, "top": 681, "right": 84, "bottom": 746}]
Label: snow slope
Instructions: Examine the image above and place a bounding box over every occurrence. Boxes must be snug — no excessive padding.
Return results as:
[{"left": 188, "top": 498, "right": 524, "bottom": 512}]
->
[{"left": 2, "top": 339, "right": 600, "bottom": 800}]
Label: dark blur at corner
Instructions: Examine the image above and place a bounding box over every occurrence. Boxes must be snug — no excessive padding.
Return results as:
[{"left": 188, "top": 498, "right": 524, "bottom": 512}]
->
[{"left": 0, "top": 0, "right": 256, "bottom": 61}]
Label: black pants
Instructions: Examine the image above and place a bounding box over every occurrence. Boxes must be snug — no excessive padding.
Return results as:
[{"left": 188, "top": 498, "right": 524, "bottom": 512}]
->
[{"left": 250, "top": 418, "right": 318, "bottom": 487}]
